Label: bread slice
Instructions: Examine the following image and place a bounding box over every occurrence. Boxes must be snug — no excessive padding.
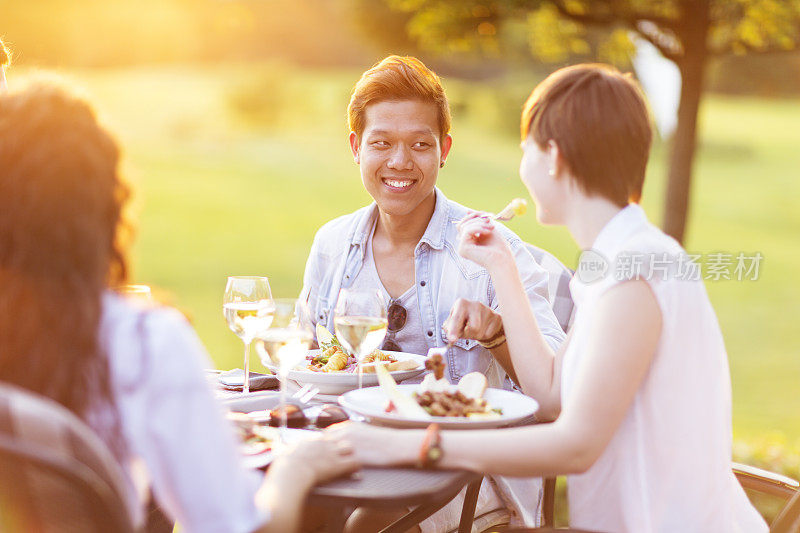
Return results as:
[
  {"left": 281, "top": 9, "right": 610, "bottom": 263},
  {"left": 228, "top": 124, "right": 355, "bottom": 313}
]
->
[
  {"left": 316, "top": 323, "right": 334, "bottom": 346},
  {"left": 457, "top": 372, "right": 488, "bottom": 399},
  {"left": 361, "top": 359, "right": 420, "bottom": 374},
  {"left": 375, "top": 365, "right": 430, "bottom": 418}
]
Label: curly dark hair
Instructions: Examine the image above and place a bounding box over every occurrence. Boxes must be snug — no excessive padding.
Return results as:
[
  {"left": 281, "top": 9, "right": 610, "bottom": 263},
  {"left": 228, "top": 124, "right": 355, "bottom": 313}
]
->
[{"left": 0, "top": 79, "right": 131, "bottom": 453}]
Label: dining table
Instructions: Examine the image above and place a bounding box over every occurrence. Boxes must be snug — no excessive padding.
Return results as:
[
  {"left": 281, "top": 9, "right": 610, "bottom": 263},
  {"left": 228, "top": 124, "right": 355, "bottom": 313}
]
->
[
  {"left": 212, "top": 373, "right": 487, "bottom": 533},
  {"left": 307, "top": 467, "right": 483, "bottom": 533}
]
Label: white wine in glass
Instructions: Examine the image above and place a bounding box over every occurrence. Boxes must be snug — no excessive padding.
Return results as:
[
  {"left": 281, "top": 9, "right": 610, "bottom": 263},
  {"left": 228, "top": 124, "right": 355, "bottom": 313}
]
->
[
  {"left": 255, "top": 298, "right": 314, "bottom": 377},
  {"left": 333, "top": 289, "right": 387, "bottom": 389},
  {"left": 258, "top": 327, "right": 313, "bottom": 377},
  {"left": 335, "top": 316, "right": 388, "bottom": 358},
  {"left": 255, "top": 299, "right": 313, "bottom": 445},
  {"left": 224, "top": 301, "right": 274, "bottom": 341},
  {"left": 223, "top": 276, "right": 273, "bottom": 394}
]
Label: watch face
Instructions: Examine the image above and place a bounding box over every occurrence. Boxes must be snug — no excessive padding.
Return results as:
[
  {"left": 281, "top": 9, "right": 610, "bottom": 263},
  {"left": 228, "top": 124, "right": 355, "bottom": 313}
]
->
[{"left": 430, "top": 447, "right": 443, "bottom": 462}]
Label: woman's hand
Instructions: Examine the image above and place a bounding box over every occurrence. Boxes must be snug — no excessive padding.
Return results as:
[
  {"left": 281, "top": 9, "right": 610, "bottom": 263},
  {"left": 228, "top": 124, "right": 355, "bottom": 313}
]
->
[
  {"left": 325, "top": 422, "right": 420, "bottom": 467},
  {"left": 456, "top": 212, "right": 514, "bottom": 272},
  {"left": 255, "top": 434, "right": 359, "bottom": 533},
  {"left": 270, "top": 433, "right": 360, "bottom": 487},
  {"left": 443, "top": 299, "right": 503, "bottom": 344}
]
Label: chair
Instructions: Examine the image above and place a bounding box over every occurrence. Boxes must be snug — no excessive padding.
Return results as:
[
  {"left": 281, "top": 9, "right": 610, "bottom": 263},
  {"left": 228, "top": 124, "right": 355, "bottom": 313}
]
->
[
  {"left": 534, "top": 463, "right": 800, "bottom": 532},
  {"left": 0, "top": 383, "right": 136, "bottom": 533},
  {"left": 733, "top": 463, "right": 800, "bottom": 532},
  {"left": 524, "top": 244, "right": 575, "bottom": 334}
]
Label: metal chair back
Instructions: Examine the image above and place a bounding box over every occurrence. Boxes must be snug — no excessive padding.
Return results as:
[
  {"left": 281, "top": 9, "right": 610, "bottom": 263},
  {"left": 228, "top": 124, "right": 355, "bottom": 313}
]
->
[
  {"left": 524, "top": 243, "right": 575, "bottom": 333},
  {"left": 0, "top": 383, "right": 135, "bottom": 532}
]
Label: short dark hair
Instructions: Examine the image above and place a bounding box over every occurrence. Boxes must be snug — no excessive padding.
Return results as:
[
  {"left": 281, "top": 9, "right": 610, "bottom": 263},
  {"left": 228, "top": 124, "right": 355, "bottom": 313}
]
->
[{"left": 521, "top": 64, "right": 653, "bottom": 206}]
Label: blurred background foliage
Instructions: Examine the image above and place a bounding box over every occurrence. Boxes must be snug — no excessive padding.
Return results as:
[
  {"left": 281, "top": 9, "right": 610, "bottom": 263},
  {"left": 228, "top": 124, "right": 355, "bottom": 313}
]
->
[
  {"left": 3, "top": 0, "right": 800, "bottom": 93},
  {"left": 2, "top": 0, "right": 799, "bottom": 522}
]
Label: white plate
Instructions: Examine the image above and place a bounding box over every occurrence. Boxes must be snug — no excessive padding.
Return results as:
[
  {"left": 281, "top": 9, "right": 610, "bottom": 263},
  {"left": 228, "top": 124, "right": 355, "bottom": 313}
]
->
[
  {"left": 240, "top": 427, "right": 317, "bottom": 470},
  {"left": 267, "top": 350, "right": 427, "bottom": 395},
  {"left": 339, "top": 384, "right": 539, "bottom": 429}
]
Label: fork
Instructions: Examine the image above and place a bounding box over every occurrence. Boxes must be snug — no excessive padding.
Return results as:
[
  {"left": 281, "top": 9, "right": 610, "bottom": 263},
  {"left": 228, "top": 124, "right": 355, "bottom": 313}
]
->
[
  {"left": 291, "top": 383, "right": 320, "bottom": 405},
  {"left": 452, "top": 198, "right": 528, "bottom": 225}
]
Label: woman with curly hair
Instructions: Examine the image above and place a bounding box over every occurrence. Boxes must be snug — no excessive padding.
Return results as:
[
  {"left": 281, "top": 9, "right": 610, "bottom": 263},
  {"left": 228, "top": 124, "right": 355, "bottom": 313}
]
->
[{"left": 0, "top": 79, "right": 357, "bottom": 533}]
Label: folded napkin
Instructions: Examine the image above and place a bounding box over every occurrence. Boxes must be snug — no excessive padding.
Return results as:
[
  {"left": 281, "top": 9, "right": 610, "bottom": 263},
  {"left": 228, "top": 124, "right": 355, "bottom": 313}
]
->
[{"left": 218, "top": 369, "right": 279, "bottom": 391}]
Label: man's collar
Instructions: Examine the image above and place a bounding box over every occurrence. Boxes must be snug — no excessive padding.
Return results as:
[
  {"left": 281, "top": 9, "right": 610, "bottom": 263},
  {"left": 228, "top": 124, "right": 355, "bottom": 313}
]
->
[
  {"left": 351, "top": 203, "right": 378, "bottom": 247},
  {"left": 419, "top": 188, "right": 449, "bottom": 251},
  {"left": 350, "top": 188, "right": 450, "bottom": 253}
]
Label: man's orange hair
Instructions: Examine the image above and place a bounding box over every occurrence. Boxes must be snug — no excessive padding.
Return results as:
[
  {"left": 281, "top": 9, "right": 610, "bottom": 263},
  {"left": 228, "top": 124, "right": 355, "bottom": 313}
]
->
[{"left": 348, "top": 55, "right": 451, "bottom": 140}]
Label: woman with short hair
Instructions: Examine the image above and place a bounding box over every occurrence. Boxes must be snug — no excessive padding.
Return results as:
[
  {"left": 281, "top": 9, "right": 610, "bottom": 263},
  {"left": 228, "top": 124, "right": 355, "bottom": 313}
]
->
[{"left": 329, "top": 64, "right": 767, "bottom": 533}]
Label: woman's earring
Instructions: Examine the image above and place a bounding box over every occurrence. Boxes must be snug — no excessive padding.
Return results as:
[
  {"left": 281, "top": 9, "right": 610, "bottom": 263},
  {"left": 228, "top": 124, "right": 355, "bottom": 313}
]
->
[
  {"left": 440, "top": 161, "right": 445, "bottom": 168},
  {"left": 548, "top": 168, "right": 555, "bottom": 176}
]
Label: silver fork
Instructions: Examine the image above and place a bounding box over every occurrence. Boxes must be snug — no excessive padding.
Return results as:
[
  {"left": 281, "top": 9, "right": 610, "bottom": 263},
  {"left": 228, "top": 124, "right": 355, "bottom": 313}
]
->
[
  {"left": 291, "top": 383, "right": 320, "bottom": 405},
  {"left": 291, "top": 382, "right": 314, "bottom": 400},
  {"left": 452, "top": 198, "right": 528, "bottom": 225}
]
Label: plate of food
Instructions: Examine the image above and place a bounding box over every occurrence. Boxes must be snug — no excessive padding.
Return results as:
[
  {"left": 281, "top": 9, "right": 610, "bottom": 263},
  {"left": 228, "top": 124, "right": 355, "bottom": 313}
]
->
[
  {"left": 261, "top": 325, "right": 426, "bottom": 394},
  {"left": 338, "top": 353, "right": 539, "bottom": 429},
  {"left": 228, "top": 411, "right": 317, "bottom": 469}
]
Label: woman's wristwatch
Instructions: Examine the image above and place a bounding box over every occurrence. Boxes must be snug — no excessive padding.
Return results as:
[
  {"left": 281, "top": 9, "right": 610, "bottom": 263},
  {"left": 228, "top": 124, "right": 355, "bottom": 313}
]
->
[{"left": 418, "top": 423, "right": 443, "bottom": 468}]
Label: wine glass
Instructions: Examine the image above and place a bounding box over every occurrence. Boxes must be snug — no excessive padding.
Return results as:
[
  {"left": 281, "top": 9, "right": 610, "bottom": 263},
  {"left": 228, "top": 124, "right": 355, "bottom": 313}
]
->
[
  {"left": 254, "top": 299, "right": 313, "bottom": 444},
  {"left": 223, "top": 276, "right": 274, "bottom": 394},
  {"left": 333, "top": 289, "right": 388, "bottom": 389}
]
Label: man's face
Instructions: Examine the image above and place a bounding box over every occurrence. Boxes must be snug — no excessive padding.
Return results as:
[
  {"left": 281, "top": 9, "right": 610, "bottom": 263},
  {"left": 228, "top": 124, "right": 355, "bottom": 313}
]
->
[{"left": 350, "top": 99, "right": 451, "bottom": 218}]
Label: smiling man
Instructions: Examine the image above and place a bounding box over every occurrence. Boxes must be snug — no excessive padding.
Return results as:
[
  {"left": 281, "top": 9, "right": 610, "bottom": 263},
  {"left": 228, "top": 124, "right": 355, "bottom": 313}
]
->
[
  {"left": 301, "top": 56, "right": 564, "bottom": 382},
  {"left": 299, "top": 55, "right": 565, "bottom": 532}
]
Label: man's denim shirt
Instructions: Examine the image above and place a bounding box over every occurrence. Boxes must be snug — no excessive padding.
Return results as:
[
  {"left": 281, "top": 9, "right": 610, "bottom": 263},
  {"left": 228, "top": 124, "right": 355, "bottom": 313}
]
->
[{"left": 300, "top": 188, "right": 565, "bottom": 386}]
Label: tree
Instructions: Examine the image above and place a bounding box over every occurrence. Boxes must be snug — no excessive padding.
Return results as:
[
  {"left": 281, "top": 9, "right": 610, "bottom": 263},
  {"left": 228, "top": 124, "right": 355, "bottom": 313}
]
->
[{"left": 380, "top": 0, "right": 800, "bottom": 243}]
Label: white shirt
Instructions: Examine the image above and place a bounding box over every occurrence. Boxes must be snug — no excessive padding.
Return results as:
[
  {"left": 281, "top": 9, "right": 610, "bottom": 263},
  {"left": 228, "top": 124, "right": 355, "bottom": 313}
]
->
[
  {"left": 305, "top": 191, "right": 553, "bottom": 526},
  {"left": 300, "top": 188, "right": 565, "bottom": 386},
  {"left": 562, "top": 205, "right": 766, "bottom": 533},
  {"left": 348, "top": 218, "right": 431, "bottom": 359},
  {"left": 95, "top": 293, "right": 265, "bottom": 533}
]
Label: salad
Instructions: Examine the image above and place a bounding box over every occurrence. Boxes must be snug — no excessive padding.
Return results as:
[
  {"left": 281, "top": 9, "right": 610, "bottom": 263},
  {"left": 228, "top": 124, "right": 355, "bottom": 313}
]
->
[{"left": 304, "top": 324, "right": 403, "bottom": 373}]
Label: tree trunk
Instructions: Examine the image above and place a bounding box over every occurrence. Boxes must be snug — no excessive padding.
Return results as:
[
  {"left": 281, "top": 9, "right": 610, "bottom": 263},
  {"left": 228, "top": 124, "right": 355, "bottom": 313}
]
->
[{"left": 662, "top": 0, "right": 711, "bottom": 244}]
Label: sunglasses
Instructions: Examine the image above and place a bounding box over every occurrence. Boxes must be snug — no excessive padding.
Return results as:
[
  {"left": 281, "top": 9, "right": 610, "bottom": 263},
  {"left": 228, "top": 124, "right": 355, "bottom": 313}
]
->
[{"left": 381, "top": 302, "right": 407, "bottom": 352}]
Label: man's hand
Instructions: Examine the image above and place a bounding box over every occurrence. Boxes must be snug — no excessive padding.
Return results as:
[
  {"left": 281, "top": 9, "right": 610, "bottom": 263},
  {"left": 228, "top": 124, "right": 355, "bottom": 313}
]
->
[{"left": 444, "top": 299, "right": 503, "bottom": 344}]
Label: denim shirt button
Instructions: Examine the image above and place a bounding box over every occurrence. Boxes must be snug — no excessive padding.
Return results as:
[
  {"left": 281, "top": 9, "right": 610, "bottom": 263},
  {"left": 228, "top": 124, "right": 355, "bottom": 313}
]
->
[
  {"left": 420, "top": 280, "right": 426, "bottom": 287},
  {"left": 426, "top": 330, "right": 433, "bottom": 337}
]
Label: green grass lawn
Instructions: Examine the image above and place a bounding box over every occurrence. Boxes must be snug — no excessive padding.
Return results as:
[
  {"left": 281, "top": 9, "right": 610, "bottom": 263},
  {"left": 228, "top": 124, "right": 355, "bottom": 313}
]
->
[{"left": 48, "top": 63, "right": 799, "bottom": 446}]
